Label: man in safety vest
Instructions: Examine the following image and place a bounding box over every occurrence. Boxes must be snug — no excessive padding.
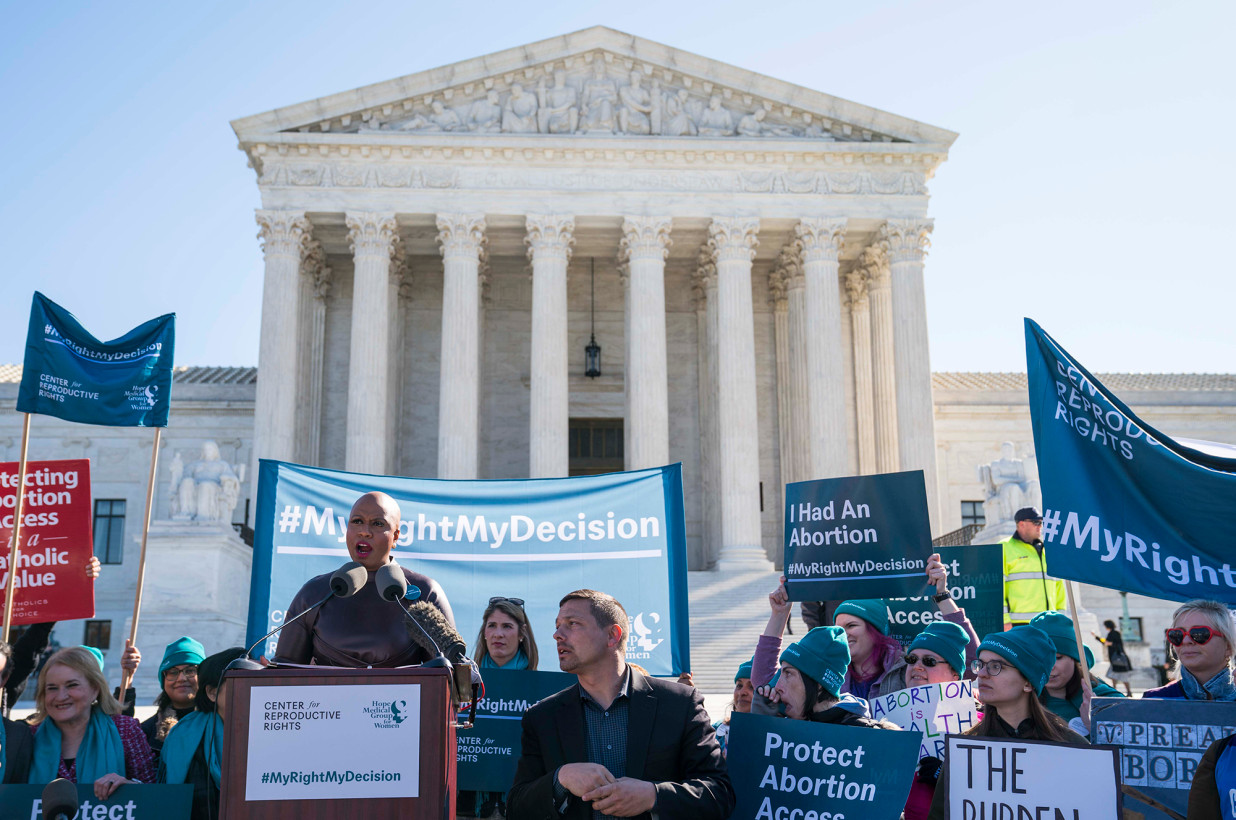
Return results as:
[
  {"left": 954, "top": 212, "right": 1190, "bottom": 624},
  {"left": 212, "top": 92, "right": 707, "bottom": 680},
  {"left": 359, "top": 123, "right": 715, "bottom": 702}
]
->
[{"left": 1002, "top": 506, "right": 1066, "bottom": 628}]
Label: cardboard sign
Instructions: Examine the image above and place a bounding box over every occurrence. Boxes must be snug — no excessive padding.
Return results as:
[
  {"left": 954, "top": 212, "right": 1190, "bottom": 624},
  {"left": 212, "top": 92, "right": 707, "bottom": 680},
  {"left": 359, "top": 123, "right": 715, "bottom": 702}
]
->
[
  {"left": 728, "top": 711, "right": 920, "bottom": 820},
  {"left": 869, "top": 680, "right": 978, "bottom": 760},
  {"left": 884, "top": 544, "right": 1004, "bottom": 649},
  {"left": 0, "top": 458, "right": 95, "bottom": 624},
  {"left": 783, "top": 471, "right": 933, "bottom": 601},
  {"left": 946, "top": 735, "right": 1121, "bottom": 819},
  {"left": 1092, "top": 696, "right": 1236, "bottom": 820},
  {"left": 0, "top": 784, "right": 191, "bottom": 820},
  {"left": 457, "top": 668, "right": 575, "bottom": 791}
]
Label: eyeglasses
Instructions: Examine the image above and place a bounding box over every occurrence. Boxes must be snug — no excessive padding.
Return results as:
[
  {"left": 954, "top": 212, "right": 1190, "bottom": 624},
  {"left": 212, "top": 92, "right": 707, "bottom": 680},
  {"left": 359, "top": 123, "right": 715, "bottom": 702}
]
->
[
  {"left": 1166, "top": 626, "right": 1216, "bottom": 646},
  {"left": 489, "top": 597, "right": 526, "bottom": 608},
  {"left": 165, "top": 665, "right": 199, "bottom": 681},
  {"left": 905, "top": 654, "right": 944, "bottom": 669},
  {"left": 970, "top": 659, "right": 1006, "bottom": 677}
]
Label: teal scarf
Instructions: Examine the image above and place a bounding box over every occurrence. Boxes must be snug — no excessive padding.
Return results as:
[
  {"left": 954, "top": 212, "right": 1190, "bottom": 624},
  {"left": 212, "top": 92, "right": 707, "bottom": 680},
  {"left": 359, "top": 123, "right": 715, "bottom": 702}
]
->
[
  {"left": 29, "top": 707, "right": 124, "bottom": 784},
  {"left": 160, "top": 711, "right": 222, "bottom": 787},
  {"left": 481, "top": 648, "right": 529, "bottom": 670}
]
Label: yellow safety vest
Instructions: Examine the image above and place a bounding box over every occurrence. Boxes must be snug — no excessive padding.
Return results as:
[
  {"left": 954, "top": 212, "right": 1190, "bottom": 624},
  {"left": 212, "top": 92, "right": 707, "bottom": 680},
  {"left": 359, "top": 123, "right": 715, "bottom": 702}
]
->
[{"left": 1002, "top": 535, "right": 1066, "bottom": 624}]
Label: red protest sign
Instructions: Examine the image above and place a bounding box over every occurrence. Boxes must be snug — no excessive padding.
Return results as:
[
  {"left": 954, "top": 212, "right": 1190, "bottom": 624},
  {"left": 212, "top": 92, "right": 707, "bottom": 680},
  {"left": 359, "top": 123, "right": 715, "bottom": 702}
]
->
[{"left": 0, "top": 459, "right": 95, "bottom": 624}]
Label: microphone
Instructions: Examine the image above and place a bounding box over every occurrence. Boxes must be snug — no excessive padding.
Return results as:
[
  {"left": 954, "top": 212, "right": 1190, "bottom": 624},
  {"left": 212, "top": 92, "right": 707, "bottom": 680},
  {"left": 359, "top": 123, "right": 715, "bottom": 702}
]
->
[
  {"left": 375, "top": 563, "right": 448, "bottom": 668},
  {"left": 234, "top": 561, "right": 369, "bottom": 668},
  {"left": 42, "top": 778, "right": 79, "bottom": 820}
]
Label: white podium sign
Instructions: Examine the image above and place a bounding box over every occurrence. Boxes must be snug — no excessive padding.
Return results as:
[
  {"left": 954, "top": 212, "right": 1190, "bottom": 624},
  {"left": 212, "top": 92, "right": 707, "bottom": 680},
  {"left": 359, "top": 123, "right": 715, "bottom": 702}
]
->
[{"left": 245, "top": 683, "right": 422, "bottom": 801}]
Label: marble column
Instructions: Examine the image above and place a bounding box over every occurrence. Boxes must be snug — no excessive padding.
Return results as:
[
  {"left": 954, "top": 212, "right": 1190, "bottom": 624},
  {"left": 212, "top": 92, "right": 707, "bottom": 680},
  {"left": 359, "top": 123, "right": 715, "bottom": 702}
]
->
[
  {"left": 436, "top": 213, "right": 486, "bottom": 479},
  {"left": 692, "top": 251, "right": 720, "bottom": 567},
  {"left": 388, "top": 256, "right": 411, "bottom": 472},
  {"left": 845, "top": 266, "right": 876, "bottom": 474},
  {"left": 525, "top": 214, "right": 574, "bottom": 478},
  {"left": 769, "top": 262, "right": 793, "bottom": 496},
  {"left": 344, "top": 211, "right": 399, "bottom": 474},
  {"left": 295, "top": 239, "right": 331, "bottom": 465},
  {"left": 254, "top": 210, "right": 310, "bottom": 467},
  {"left": 783, "top": 248, "right": 809, "bottom": 484},
  {"left": 879, "top": 219, "right": 940, "bottom": 530},
  {"left": 795, "top": 219, "right": 849, "bottom": 479},
  {"left": 865, "top": 245, "right": 900, "bottom": 474},
  {"left": 708, "top": 218, "right": 771, "bottom": 570},
  {"left": 620, "top": 216, "right": 672, "bottom": 470}
]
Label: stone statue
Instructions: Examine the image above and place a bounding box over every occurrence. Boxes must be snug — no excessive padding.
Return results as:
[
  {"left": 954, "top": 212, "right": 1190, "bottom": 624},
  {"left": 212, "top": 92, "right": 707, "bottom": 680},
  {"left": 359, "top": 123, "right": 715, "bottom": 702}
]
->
[
  {"left": 977, "top": 442, "right": 1042, "bottom": 529},
  {"left": 467, "top": 90, "right": 502, "bottom": 132},
  {"left": 737, "top": 108, "right": 798, "bottom": 137},
  {"left": 536, "top": 71, "right": 579, "bottom": 134},
  {"left": 662, "top": 88, "right": 697, "bottom": 136},
  {"left": 502, "top": 84, "right": 538, "bottom": 133},
  {"left": 618, "top": 71, "right": 654, "bottom": 135},
  {"left": 428, "top": 100, "right": 461, "bottom": 132},
  {"left": 169, "top": 441, "right": 243, "bottom": 524},
  {"left": 697, "top": 93, "right": 735, "bottom": 136},
  {"left": 580, "top": 61, "right": 619, "bottom": 133}
]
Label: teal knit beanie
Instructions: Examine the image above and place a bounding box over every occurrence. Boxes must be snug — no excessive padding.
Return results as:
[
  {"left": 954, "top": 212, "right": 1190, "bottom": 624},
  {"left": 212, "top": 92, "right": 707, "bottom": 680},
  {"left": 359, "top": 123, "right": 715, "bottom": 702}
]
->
[
  {"left": 834, "top": 599, "right": 890, "bottom": 635},
  {"left": 1029, "top": 611, "right": 1095, "bottom": 667},
  {"left": 780, "top": 626, "right": 851, "bottom": 697},
  {"left": 79, "top": 645, "right": 105, "bottom": 670},
  {"left": 735, "top": 659, "right": 754, "bottom": 683},
  {"left": 907, "top": 621, "right": 970, "bottom": 677},
  {"left": 159, "top": 636, "right": 207, "bottom": 679},
  {"left": 977, "top": 626, "right": 1056, "bottom": 694}
]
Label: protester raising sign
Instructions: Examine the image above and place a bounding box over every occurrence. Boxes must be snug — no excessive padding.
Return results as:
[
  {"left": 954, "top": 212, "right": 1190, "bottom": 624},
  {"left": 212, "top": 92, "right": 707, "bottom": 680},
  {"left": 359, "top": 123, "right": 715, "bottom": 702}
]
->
[
  {"left": 1026, "top": 319, "right": 1236, "bottom": 603},
  {"left": 249, "top": 460, "right": 690, "bottom": 675},
  {"left": 0, "top": 459, "right": 94, "bottom": 624},
  {"left": 457, "top": 669, "right": 575, "bottom": 792},
  {"left": 783, "top": 471, "right": 933, "bottom": 601},
  {"left": 869, "top": 680, "right": 978, "bottom": 761},
  {"left": 727, "top": 712, "right": 919, "bottom": 820},
  {"left": 884, "top": 544, "right": 1003, "bottom": 649},
  {"left": 946, "top": 735, "right": 1121, "bottom": 818},
  {"left": 1092, "top": 696, "right": 1236, "bottom": 820}
]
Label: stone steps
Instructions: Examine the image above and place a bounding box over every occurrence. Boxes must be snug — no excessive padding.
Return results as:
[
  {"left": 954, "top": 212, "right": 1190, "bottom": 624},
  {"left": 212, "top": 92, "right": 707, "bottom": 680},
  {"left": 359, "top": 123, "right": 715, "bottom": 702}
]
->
[{"left": 684, "top": 568, "right": 791, "bottom": 694}]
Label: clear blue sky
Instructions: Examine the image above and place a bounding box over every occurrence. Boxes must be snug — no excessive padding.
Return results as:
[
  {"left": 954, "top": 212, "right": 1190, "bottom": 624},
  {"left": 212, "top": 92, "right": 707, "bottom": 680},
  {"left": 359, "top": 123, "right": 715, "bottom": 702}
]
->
[{"left": 2, "top": 1, "right": 1232, "bottom": 372}]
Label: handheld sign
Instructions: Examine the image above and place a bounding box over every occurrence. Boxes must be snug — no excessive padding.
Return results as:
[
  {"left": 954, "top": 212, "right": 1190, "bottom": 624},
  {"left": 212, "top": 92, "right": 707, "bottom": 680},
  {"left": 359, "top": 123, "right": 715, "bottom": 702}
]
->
[
  {"left": 457, "top": 669, "right": 575, "bottom": 791},
  {"left": 884, "top": 544, "right": 1003, "bottom": 648},
  {"left": 783, "top": 471, "right": 932, "bottom": 601},
  {"left": 0, "top": 783, "right": 191, "bottom": 820},
  {"left": 946, "top": 735, "right": 1120, "bottom": 819},
  {"left": 1092, "top": 696, "right": 1236, "bottom": 820},
  {"left": 728, "top": 712, "right": 919, "bottom": 820},
  {"left": 869, "top": 680, "right": 978, "bottom": 761},
  {"left": 0, "top": 459, "right": 95, "bottom": 624}
]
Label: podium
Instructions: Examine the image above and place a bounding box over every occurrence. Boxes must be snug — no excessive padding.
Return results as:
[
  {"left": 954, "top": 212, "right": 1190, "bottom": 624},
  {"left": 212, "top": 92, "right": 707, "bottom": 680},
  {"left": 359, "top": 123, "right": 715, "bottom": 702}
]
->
[{"left": 220, "top": 665, "right": 456, "bottom": 819}]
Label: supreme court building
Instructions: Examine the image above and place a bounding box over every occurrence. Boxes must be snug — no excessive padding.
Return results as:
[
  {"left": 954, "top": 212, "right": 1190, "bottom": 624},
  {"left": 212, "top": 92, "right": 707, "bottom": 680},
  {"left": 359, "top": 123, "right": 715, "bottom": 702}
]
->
[{"left": 236, "top": 26, "right": 957, "bottom": 572}]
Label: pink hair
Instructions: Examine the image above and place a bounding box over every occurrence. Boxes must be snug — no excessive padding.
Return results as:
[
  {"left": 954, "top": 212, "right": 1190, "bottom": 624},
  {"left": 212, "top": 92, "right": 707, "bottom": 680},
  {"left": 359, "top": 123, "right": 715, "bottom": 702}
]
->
[{"left": 851, "top": 622, "right": 904, "bottom": 683}]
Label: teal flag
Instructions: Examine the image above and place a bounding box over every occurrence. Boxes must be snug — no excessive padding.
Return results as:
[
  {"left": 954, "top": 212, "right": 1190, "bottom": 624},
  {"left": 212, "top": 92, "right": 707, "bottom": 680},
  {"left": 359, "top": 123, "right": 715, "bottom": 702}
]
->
[{"left": 16, "top": 292, "right": 175, "bottom": 427}]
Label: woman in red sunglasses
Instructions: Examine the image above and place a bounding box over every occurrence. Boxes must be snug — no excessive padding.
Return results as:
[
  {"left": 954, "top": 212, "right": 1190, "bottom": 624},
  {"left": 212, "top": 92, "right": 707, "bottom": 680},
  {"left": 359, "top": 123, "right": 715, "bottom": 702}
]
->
[{"left": 1143, "top": 599, "right": 1236, "bottom": 701}]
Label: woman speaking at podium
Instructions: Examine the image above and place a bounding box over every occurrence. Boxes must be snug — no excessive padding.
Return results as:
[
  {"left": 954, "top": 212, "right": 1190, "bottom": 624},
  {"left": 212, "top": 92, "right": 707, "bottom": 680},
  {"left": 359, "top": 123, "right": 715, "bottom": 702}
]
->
[{"left": 274, "top": 491, "right": 456, "bottom": 667}]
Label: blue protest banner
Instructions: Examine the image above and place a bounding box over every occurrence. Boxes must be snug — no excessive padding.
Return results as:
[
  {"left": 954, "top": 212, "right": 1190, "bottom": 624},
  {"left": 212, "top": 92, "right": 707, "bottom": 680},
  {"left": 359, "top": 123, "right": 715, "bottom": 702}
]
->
[
  {"left": 16, "top": 292, "right": 175, "bottom": 427},
  {"left": 726, "top": 712, "right": 919, "bottom": 820},
  {"left": 782, "top": 471, "right": 933, "bottom": 601},
  {"left": 1092, "top": 696, "right": 1236, "bottom": 820},
  {"left": 0, "top": 783, "right": 191, "bottom": 820},
  {"left": 248, "top": 460, "right": 689, "bottom": 675},
  {"left": 884, "top": 544, "right": 1003, "bottom": 648},
  {"left": 458, "top": 669, "right": 576, "bottom": 791},
  {"left": 1025, "top": 319, "right": 1236, "bottom": 603}
]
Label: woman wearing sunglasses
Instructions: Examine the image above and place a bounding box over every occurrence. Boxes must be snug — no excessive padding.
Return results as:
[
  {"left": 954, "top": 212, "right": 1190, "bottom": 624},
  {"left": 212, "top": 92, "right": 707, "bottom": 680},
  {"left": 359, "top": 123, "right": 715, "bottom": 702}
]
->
[
  {"left": 926, "top": 625, "right": 1086, "bottom": 820},
  {"left": 1144, "top": 599, "right": 1236, "bottom": 701},
  {"left": 472, "top": 597, "right": 539, "bottom": 671}
]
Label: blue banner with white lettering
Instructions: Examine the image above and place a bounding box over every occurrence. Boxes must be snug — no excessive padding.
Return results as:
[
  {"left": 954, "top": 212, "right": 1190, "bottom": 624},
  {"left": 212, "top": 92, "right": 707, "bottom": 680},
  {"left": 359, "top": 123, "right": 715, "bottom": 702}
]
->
[
  {"left": 782, "top": 471, "right": 933, "bottom": 601},
  {"left": 247, "top": 460, "right": 689, "bottom": 675},
  {"left": 16, "top": 292, "right": 175, "bottom": 427},
  {"left": 1026, "top": 318, "right": 1236, "bottom": 603}
]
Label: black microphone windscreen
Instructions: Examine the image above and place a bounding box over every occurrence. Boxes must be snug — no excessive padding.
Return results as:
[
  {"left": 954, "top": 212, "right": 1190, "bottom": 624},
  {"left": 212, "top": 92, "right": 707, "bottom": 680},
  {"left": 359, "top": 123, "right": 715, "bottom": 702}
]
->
[
  {"left": 42, "top": 778, "right": 79, "bottom": 820},
  {"left": 375, "top": 563, "right": 408, "bottom": 602},
  {"left": 330, "top": 561, "right": 368, "bottom": 598},
  {"left": 407, "top": 600, "right": 468, "bottom": 663}
]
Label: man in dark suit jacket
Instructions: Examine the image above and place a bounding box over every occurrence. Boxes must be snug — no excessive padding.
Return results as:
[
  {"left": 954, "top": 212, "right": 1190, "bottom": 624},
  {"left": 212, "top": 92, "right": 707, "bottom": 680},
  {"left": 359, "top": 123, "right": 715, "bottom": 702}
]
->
[{"left": 507, "top": 589, "right": 733, "bottom": 820}]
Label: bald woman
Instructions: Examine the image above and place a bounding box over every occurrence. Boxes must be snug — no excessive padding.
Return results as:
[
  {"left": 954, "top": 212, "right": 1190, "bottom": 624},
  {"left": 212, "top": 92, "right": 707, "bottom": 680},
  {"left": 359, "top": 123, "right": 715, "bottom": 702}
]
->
[{"left": 274, "top": 491, "right": 456, "bottom": 667}]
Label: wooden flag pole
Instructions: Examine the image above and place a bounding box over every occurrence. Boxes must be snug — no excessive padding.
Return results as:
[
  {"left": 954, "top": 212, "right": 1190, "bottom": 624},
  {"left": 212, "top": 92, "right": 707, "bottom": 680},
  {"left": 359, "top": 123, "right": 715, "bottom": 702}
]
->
[
  {"left": 1, "top": 413, "right": 33, "bottom": 643},
  {"left": 1065, "top": 579, "right": 1096, "bottom": 707},
  {"left": 120, "top": 426, "right": 162, "bottom": 694}
]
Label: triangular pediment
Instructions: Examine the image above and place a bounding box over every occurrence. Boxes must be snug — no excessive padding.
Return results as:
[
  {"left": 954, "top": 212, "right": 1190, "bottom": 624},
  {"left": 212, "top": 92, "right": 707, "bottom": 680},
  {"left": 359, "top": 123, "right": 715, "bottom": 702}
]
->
[{"left": 231, "top": 26, "right": 957, "bottom": 148}]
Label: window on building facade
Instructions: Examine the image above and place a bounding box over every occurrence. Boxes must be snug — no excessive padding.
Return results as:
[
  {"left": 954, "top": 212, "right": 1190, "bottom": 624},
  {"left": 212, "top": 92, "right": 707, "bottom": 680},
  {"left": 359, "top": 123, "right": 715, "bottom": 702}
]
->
[
  {"left": 960, "top": 500, "right": 985, "bottom": 528},
  {"left": 93, "top": 499, "right": 126, "bottom": 564},
  {"left": 568, "top": 418, "right": 624, "bottom": 476},
  {"left": 83, "top": 620, "right": 111, "bottom": 651}
]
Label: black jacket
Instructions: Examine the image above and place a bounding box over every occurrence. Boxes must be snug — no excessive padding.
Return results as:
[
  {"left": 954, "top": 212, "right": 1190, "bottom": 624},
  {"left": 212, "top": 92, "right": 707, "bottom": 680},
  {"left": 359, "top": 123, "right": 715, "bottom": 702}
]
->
[
  {"left": 2, "top": 716, "right": 33, "bottom": 784},
  {"left": 507, "top": 670, "right": 734, "bottom": 820},
  {"left": 1188, "top": 733, "right": 1236, "bottom": 820}
]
